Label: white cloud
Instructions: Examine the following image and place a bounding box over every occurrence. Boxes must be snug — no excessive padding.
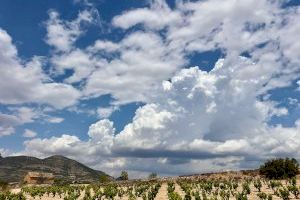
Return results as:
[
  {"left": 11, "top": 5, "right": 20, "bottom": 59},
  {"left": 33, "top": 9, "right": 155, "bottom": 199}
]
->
[
  {"left": 83, "top": 31, "right": 185, "bottom": 104},
  {"left": 20, "top": 58, "right": 300, "bottom": 176},
  {"left": 0, "top": 107, "right": 39, "bottom": 137},
  {"left": 9, "top": 107, "right": 40, "bottom": 123},
  {"left": 45, "top": 9, "right": 95, "bottom": 52},
  {"left": 112, "top": 0, "right": 181, "bottom": 30},
  {"left": 46, "top": 9, "right": 104, "bottom": 84},
  {"left": 97, "top": 106, "right": 118, "bottom": 118},
  {"left": 23, "top": 129, "right": 37, "bottom": 138},
  {"left": 0, "top": 148, "right": 11, "bottom": 157},
  {"left": 0, "top": 28, "right": 81, "bottom": 109},
  {"left": 45, "top": 0, "right": 299, "bottom": 106},
  {"left": 0, "top": 126, "right": 15, "bottom": 137},
  {"left": 0, "top": 106, "right": 65, "bottom": 137},
  {"left": 46, "top": 117, "right": 65, "bottom": 123}
]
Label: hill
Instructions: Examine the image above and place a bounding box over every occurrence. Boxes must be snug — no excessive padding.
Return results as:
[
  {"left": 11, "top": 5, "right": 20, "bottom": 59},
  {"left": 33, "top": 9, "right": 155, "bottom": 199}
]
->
[{"left": 0, "top": 155, "right": 110, "bottom": 183}]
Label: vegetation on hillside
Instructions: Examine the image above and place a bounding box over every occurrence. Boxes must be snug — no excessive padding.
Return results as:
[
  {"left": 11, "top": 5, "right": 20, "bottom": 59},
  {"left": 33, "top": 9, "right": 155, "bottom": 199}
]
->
[{"left": 259, "top": 158, "right": 299, "bottom": 179}]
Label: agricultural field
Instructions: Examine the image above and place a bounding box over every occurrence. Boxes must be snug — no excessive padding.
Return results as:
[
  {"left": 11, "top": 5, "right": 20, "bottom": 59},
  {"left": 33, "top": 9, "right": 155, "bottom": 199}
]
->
[{"left": 2, "top": 175, "right": 300, "bottom": 200}]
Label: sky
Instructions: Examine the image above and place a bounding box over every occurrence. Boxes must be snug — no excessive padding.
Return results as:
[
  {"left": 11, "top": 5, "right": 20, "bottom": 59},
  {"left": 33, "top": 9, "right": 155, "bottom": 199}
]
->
[{"left": 0, "top": 0, "right": 299, "bottom": 178}]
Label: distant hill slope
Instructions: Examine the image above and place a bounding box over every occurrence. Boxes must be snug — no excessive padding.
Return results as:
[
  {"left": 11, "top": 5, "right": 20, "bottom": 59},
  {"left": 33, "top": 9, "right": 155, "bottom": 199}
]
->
[{"left": 0, "top": 155, "right": 110, "bottom": 183}]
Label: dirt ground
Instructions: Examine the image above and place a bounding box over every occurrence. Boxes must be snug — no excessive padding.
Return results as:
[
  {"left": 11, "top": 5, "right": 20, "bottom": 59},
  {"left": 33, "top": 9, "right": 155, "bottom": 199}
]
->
[{"left": 9, "top": 177, "right": 300, "bottom": 200}]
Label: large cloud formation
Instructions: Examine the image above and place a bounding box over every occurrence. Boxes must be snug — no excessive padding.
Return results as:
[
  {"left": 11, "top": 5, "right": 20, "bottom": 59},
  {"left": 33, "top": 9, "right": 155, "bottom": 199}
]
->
[
  {"left": 0, "top": 29, "right": 80, "bottom": 109},
  {"left": 2, "top": 0, "right": 300, "bottom": 177},
  {"left": 23, "top": 57, "right": 300, "bottom": 176}
]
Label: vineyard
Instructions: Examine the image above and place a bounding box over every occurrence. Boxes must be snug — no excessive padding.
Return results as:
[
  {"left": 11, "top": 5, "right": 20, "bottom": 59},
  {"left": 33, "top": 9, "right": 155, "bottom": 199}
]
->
[{"left": 1, "top": 176, "right": 300, "bottom": 200}]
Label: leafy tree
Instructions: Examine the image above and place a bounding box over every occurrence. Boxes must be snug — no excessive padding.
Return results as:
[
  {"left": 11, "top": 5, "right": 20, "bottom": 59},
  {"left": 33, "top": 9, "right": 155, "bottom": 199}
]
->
[
  {"left": 259, "top": 158, "right": 299, "bottom": 179},
  {"left": 148, "top": 172, "right": 158, "bottom": 179},
  {"left": 120, "top": 171, "right": 128, "bottom": 180}
]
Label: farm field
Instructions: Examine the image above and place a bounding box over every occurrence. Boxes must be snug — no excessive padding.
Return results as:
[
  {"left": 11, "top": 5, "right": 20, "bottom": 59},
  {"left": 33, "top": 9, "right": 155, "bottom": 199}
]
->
[{"left": 4, "top": 175, "right": 300, "bottom": 200}]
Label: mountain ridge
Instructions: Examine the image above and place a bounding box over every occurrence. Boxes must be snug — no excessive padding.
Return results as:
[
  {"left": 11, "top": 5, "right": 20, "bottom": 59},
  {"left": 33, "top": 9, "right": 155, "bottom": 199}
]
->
[{"left": 0, "top": 155, "right": 110, "bottom": 183}]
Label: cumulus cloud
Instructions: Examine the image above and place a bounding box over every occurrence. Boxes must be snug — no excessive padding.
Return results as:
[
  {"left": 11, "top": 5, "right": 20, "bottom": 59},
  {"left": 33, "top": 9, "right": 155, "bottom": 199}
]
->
[
  {"left": 0, "top": 28, "right": 81, "bottom": 108},
  {"left": 21, "top": 57, "right": 300, "bottom": 176}
]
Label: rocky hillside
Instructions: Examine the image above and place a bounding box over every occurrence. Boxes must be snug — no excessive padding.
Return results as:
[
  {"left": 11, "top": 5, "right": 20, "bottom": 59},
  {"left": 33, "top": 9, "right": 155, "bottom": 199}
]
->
[{"left": 0, "top": 155, "right": 110, "bottom": 183}]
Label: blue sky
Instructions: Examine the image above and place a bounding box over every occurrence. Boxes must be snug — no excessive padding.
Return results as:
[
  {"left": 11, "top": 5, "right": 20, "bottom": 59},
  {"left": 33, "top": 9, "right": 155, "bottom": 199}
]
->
[{"left": 0, "top": 0, "right": 299, "bottom": 177}]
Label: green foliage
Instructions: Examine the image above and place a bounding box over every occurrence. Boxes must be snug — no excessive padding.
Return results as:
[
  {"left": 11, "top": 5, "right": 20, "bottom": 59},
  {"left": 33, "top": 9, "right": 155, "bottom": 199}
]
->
[
  {"left": 194, "top": 191, "right": 201, "bottom": 200},
  {"left": 168, "top": 192, "right": 182, "bottom": 200},
  {"left": 15, "top": 175, "right": 300, "bottom": 200},
  {"left": 254, "top": 179, "right": 262, "bottom": 192},
  {"left": 279, "top": 188, "right": 290, "bottom": 200},
  {"left": 148, "top": 172, "right": 158, "bottom": 179},
  {"left": 269, "top": 180, "right": 282, "bottom": 194},
  {"left": 259, "top": 158, "right": 299, "bottom": 179},
  {"left": 53, "top": 178, "right": 71, "bottom": 186},
  {"left": 268, "top": 194, "right": 273, "bottom": 200},
  {"left": 235, "top": 192, "right": 248, "bottom": 200},
  {"left": 220, "top": 189, "right": 230, "bottom": 200},
  {"left": 99, "top": 174, "right": 110, "bottom": 183},
  {"left": 287, "top": 185, "right": 299, "bottom": 199},
  {"left": 103, "top": 184, "right": 118, "bottom": 199},
  {"left": 257, "top": 192, "right": 268, "bottom": 200},
  {"left": 120, "top": 171, "right": 129, "bottom": 181},
  {"left": 167, "top": 182, "right": 175, "bottom": 193},
  {"left": 242, "top": 182, "right": 251, "bottom": 195},
  {"left": 289, "top": 177, "right": 297, "bottom": 186},
  {"left": 0, "top": 192, "right": 26, "bottom": 200},
  {"left": 257, "top": 192, "right": 272, "bottom": 200},
  {"left": 184, "top": 191, "right": 191, "bottom": 200}
]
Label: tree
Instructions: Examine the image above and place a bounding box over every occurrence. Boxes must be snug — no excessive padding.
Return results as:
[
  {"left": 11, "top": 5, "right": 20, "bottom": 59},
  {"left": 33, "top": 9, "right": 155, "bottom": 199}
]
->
[
  {"left": 259, "top": 158, "right": 299, "bottom": 179},
  {"left": 148, "top": 172, "right": 158, "bottom": 179},
  {"left": 120, "top": 171, "right": 128, "bottom": 180}
]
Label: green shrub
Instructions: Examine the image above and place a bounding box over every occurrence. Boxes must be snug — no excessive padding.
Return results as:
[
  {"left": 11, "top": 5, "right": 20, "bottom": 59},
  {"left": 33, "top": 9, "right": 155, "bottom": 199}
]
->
[
  {"left": 259, "top": 158, "right": 299, "bottom": 179},
  {"left": 279, "top": 188, "right": 290, "bottom": 200},
  {"left": 287, "top": 185, "right": 299, "bottom": 199},
  {"left": 99, "top": 174, "right": 111, "bottom": 183},
  {"left": 236, "top": 192, "right": 248, "bottom": 200},
  {"left": 254, "top": 179, "right": 262, "bottom": 192},
  {"left": 53, "top": 178, "right": 71, "bottom": 186},
  {"left": 242, "top": 182, "right": 251, "bottom": 195},
  {"left": 257, "top": 192, "right": 268, "bottom": 200},
  {"left": 168, "top": 192, "right": 182, "bottom": 200}
]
